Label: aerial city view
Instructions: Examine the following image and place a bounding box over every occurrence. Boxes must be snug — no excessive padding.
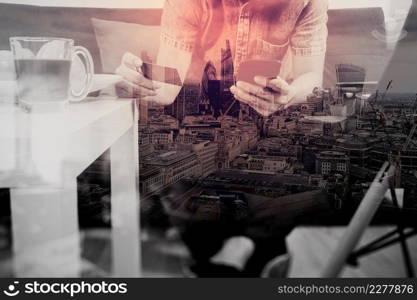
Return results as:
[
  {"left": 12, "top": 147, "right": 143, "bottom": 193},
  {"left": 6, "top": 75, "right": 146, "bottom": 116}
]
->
[
  {"left": 1, "top": 0, "right": 416, "bottom": 281},
  {"left": 116, "top": 38, "right": 417, "bottom": 276},
  {"left": 137, "top": 40, "right": 417, "bottom": 218}
]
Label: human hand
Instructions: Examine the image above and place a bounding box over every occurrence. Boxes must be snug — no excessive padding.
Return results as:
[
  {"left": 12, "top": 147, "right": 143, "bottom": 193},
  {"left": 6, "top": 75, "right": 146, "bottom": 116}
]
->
[
  {"left": 230, "top": 76, "right": 296, "bottom": 117},
  {"left": 115, "top": 52, "right": 159, "bottom": 98}
]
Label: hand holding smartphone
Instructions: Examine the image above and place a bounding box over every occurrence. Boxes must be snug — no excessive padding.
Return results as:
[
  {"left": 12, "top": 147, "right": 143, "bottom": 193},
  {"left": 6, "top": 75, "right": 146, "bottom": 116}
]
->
[
  {"left": 231, "top": 59, "right": 296, "bottom": 116},
  {"left": 236, "top": 59, "right": 281, "bottom": 86}
]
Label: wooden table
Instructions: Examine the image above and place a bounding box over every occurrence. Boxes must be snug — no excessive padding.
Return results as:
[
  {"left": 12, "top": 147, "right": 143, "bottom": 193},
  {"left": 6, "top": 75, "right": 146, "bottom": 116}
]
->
[{"left": 0, "top": 98, "right": 141, "bottom": 277}]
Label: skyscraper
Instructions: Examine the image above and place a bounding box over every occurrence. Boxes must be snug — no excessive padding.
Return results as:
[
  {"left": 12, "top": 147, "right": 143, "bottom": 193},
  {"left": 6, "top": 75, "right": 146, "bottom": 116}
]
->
[
  {"left": 200, "top": 61, "right": 217, "bottom": 116},
  {"left": 221, "top": 39, "right": 239, "bottom": 118},
  {"left": 336, "top": 64, "right": 366, "bottom": 100},
  {"left": 335, "top": 64, "right": 367, "bottom": 117},
  {"left": 221, "top": 39, "right": 234, "bottom": 89},
  {"left": 138, "top": 99, "right": 148, "bottom": 125}
]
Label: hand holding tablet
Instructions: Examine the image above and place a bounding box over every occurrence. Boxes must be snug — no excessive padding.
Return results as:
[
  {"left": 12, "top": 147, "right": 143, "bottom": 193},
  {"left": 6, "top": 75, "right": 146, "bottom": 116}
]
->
[{"left": 115, "top": 52, "right": 182, "bottom": 104}]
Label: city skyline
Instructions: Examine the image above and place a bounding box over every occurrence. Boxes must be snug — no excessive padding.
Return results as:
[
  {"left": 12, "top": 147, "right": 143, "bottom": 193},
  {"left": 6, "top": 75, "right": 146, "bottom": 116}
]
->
[{"left": 138, "top": 46, "right": 417, "bottom": 216}]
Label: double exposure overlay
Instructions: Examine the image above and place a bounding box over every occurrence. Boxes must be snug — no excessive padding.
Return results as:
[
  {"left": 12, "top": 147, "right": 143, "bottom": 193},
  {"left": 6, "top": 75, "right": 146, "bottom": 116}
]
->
[{"left": 0, "top": 0, "right": 416, "bottom": 279}]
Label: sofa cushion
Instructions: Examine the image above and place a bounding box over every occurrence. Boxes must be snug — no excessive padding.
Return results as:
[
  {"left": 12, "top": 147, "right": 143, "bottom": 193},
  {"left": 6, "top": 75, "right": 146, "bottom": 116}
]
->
[{"left": 92, "top": 18, "right": 160, "bottom": 74}]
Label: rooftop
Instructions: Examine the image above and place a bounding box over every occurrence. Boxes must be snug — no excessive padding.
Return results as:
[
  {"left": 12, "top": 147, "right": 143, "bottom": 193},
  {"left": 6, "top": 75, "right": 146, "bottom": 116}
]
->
[
  {"left": 145, "top": 151, "right": 196, "bottom": 166},
  {"left": 206, "top": 170, "right": 321, "bottom": 187}
]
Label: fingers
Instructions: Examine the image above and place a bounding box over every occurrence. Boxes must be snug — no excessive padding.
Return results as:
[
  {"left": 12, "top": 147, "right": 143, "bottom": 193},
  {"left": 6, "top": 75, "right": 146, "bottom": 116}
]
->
[
  {"left": 122, "top": 52, "right": 143, "bottom": 72},
  {"left": 254, "top": 76, "right": 291, "bottom": 95},
  {"left": 230, "top": 85, "right": 275, "bottom": 117},
  {"left": 236, "top": 81, "right": 274, "bottom": 102},
  {"left": 116, "top": 64, "right": 156, "bottom": 90},
  {"left": 232, "top": 83, "right": 290, "bottom": 105},
  {"left": 116, "top": 52, "right": 162, "bottom": 96},
  {"left": 269, "top": 77, "right": 291, "bottom": 94},
  {"left": 116, "top": 80, "right": 157, "bottom": 98}
]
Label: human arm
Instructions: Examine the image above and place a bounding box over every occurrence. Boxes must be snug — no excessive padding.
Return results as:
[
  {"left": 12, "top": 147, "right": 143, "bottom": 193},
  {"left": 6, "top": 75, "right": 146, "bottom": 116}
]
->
[
  {"left": 115, "top": 0, "right": 202, "bottom": 104},
  {"left": 231, "top": 0, "right": 328, "bottom": 116}
]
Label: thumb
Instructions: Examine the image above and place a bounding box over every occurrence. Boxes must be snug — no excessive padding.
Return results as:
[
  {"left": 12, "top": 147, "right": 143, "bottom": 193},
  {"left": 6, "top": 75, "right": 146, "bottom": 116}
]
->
[{"left": 123, "top": 52, "right": 143, "bottom": 71}]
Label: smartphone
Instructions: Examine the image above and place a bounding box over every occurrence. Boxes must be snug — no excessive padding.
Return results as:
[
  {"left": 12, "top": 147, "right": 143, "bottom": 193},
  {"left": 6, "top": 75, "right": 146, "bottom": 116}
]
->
[
  {"left": 236, "top": 59, "right": 281, "bottom": 86},
  {"left": 141, "top": 62, "right": 182, "bottom": 86}
]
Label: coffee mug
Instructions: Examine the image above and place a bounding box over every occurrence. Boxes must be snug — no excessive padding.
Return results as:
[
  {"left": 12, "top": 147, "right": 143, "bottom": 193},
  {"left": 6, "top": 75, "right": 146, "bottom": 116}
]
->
[{"left": 10, "top": 37, "right": 94, "bottom": 106}]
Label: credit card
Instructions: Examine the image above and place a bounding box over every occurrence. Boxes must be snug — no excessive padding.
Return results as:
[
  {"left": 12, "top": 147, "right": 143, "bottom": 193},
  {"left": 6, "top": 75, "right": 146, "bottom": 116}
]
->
[{"left": 141, "top": 62, "right": 182, "bottom": 86}]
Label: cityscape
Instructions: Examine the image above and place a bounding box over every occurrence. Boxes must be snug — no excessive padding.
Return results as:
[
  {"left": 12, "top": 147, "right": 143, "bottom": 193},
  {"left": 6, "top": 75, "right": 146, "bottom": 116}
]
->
[
  {"left": 2, "top": 38, "right": 413, "bottom": 277},
  {"left": 135, "top": 41, "right": 417, "bottom": 234},
  {"left": 1, "top": 0, "right": 416, "bottom": 281}
]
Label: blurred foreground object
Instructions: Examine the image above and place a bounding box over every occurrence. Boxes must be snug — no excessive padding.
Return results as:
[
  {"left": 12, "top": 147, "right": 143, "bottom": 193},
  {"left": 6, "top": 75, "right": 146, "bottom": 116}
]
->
[{"left": 0, "top": 50, "right": 17, "bottom": 104}]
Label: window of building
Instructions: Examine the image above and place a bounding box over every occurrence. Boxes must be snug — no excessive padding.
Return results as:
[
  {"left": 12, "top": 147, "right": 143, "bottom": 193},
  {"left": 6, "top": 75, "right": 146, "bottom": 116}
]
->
[
  {"left": 337, "top": 162, "right": 347, "bottom": 172},
  {"left": 321, "top": 162, "right": 331, "bottom": 174}
]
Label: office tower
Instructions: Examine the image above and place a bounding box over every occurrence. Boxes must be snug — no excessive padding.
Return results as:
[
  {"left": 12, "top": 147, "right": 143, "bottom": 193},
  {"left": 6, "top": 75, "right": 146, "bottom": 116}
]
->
[
  {"left": 336, "top": 64, "right": 366, "bottom": 100},
  {"left": 201, "top": 61, "right": 220, "bottom": 117},
  {"left": 221, "top": 39, "right": 240, "bottom": 118},
  {"left": 184, "top": 83, "right": 201, "bottom": 115},
  {"left": 138, "top": 99, "right": 148, "bottom": 125},
  {"left": 172, "top": 86, "right": 186, "bottom": 121},
  {"left": 164, "top": 102, "right": 174, "bottom": 116},
  {"left": 208, "top": 80, "right": 222, "bottom": 118},
  {"left": 221, "top": 39, "right": 234, "bottom": 89}
]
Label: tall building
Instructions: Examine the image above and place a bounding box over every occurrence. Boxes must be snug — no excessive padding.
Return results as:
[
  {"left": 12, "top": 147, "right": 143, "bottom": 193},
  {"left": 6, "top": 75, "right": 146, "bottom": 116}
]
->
[
  {"left": 208, "top": 80, "right": 222, "bottom": 118},
  {"left": 172, "top": 87, "right": 187, "bottom": 122},
  {"left": 201, "top": 61, "right": 220, "bottom": 117},
  {"left": 166, "top": 83, "right": 200, "bottom": 122},
  {"left": 315, "top": 151, "right": 350, "bottom": 175},
  {"left": 221, "top": 40, "right": 234, "bottom": 90},
  {"left": 184, "top": 83, "right": 201, "bottom": 115},
  {"left": 220, "top": 39, "right": 239, "bottom": 118},
  {"left": 336, "top": 64, "right": 366, "bottom": 98},
  {"left": 164, "top": 102, "right": 174, "bottom": 116},
  {"left": 138, "top": 100, "right": 148, "bottom": 125}
]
